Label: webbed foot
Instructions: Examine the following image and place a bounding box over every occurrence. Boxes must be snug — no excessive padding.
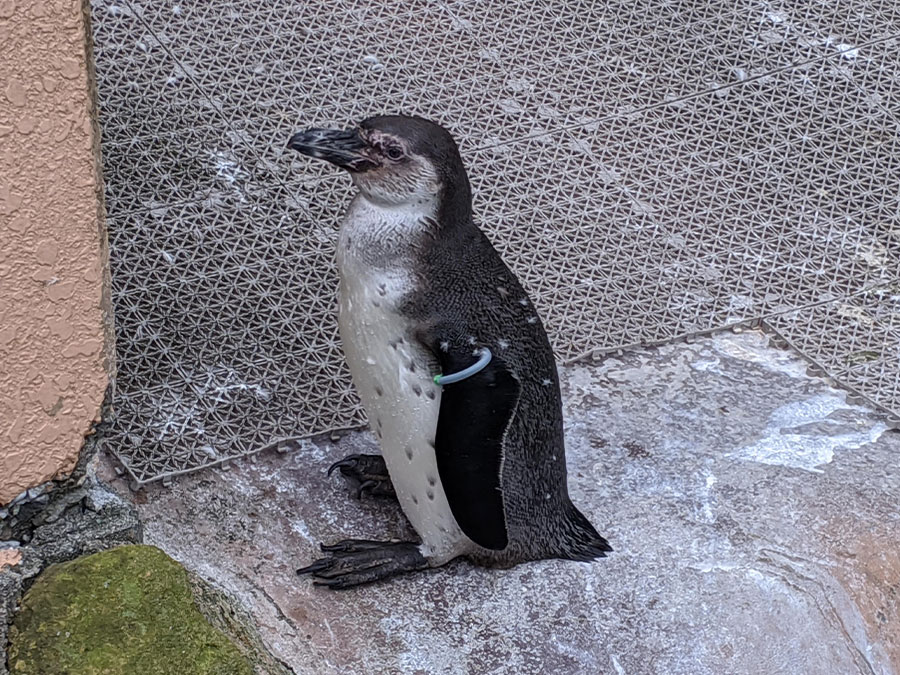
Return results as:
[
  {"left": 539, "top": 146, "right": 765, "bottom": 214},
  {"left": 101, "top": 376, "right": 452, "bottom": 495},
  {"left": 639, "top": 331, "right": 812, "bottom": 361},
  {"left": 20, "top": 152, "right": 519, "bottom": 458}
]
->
[{"left": 296, "top": 539, "right": 427, "bottom": 589}]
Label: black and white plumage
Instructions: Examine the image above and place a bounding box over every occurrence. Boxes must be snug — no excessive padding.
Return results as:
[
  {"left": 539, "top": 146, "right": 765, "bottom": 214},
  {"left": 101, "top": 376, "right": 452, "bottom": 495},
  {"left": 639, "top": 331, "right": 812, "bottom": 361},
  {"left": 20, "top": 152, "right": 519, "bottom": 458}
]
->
[{"left": 288, "top": 115, "right": 610, "bottom": 588}]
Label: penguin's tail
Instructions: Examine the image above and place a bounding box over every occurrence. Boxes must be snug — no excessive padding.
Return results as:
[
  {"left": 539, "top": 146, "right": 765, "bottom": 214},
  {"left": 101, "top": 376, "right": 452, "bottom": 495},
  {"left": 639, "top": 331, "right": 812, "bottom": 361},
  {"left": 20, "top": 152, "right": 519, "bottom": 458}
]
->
[{"left": 558, "top": 502, "right": 613, "bottom": 561}]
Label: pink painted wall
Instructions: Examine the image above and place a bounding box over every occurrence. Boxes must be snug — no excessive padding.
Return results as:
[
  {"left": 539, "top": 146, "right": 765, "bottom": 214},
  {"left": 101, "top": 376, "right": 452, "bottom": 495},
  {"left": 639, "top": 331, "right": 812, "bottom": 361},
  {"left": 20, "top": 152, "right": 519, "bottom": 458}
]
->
[{"left": 0, "top": 0, "right": 112, "bottom": 505}]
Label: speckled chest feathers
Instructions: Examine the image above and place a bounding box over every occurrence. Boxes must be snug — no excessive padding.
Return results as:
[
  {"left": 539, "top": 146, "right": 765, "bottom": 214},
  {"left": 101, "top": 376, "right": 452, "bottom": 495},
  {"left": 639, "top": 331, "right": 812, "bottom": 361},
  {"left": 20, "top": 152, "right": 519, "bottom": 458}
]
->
[{"left": 336, "top": 193, "right": 468, "bottom": 563}]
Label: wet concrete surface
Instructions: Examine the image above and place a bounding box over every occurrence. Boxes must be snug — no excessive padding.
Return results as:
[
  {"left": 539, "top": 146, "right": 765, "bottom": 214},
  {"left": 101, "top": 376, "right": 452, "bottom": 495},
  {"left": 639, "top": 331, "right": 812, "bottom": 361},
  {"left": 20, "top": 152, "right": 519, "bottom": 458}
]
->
[{"left": 101, "top": 331, "right": 900, "bottom": 674}]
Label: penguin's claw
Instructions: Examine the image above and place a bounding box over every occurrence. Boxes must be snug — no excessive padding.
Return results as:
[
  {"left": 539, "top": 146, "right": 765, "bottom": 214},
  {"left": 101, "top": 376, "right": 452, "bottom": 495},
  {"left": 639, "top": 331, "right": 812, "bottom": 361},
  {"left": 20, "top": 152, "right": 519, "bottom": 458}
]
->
[
  {"left": 319, "top": 539, "right": 391, "bottom": 553},
  {"left": 311, "top": 568, "right": 391, "bottom": 589},
  {"left": 297, "top": 540, "right": 428, "bottom": 589},
  {"left": 295, "top": 558, "right": 332, "bottom": 576},
  {"left": 327, "top": 453, "right": 396, "bottom": 500},
  {"left": 355, "top": 479, "right": 378, "bottom": 499},
  {"left": 326, "top": 455, "right": 358, "bottom": 477}
]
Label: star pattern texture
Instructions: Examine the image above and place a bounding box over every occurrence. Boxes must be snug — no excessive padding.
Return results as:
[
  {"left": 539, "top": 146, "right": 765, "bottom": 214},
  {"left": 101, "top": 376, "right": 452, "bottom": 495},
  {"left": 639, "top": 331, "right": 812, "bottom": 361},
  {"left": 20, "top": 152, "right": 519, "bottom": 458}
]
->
[{"left": 89, "top": 0, "right": 900, "bottom": 485}]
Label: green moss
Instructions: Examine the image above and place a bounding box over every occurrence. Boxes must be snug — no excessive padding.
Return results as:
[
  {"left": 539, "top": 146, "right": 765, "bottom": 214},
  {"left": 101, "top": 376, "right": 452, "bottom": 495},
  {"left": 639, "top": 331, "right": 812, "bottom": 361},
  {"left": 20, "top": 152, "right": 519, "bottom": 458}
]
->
[{"left": 8, "top": 545, "right": 253, "bottom": 675}]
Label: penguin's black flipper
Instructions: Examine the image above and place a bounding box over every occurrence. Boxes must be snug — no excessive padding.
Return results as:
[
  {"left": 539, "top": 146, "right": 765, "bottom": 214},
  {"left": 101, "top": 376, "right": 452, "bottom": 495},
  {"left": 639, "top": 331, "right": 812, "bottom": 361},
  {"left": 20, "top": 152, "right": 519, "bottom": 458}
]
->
[{"left": 425, "top": 335, "right": 519, "bottom": 551}]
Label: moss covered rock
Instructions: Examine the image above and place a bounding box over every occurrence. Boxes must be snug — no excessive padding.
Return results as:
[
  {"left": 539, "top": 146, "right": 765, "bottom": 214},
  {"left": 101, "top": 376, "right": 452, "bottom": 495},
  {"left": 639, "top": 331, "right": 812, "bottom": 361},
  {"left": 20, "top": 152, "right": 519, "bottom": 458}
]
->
[{"left": 8, "top": 545, "right": 253, "bottom": 675}]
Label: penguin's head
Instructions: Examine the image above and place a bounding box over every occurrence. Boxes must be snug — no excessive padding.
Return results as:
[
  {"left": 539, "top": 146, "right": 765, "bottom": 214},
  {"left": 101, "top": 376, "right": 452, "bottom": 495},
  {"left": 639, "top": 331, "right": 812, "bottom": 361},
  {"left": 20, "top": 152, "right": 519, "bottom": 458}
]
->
[{"left": 287, "top": 115, "right": 468, "bottom": 208}]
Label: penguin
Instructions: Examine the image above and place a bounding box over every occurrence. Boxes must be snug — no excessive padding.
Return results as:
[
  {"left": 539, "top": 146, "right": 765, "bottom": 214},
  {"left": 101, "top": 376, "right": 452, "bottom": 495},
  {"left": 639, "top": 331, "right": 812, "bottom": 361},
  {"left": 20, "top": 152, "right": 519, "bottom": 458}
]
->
[{"left": 288, "top": 115, "right": 611, "bottom": 588}]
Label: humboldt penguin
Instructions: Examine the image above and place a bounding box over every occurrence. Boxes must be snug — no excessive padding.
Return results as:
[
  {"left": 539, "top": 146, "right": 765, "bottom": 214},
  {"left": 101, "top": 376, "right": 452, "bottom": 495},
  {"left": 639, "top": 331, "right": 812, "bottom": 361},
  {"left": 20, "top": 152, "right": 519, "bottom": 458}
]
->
[{"left": 288, "top": 115, "right": 610, "bottom": 588}]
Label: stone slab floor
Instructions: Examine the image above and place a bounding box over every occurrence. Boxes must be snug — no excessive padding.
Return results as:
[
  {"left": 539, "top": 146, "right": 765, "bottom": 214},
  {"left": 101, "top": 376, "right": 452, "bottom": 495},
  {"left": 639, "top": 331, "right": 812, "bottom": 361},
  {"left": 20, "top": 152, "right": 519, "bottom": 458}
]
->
[{"left": 100, "top": 331, "right": 900, "bottom": 674}]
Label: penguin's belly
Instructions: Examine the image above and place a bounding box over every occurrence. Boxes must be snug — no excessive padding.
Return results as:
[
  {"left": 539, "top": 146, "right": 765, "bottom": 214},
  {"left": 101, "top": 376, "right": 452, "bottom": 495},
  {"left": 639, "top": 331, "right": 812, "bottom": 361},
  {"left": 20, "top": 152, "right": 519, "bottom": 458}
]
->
[{"left": 338, "top": 271, "right": 469, "bottom": 563}]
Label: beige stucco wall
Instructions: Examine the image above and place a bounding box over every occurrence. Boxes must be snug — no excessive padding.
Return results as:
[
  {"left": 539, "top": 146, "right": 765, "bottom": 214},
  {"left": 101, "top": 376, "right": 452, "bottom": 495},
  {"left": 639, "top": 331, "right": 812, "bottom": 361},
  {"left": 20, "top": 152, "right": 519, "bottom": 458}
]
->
[{"left": 0, "top": 0, "right": 111, "bottom": 505}]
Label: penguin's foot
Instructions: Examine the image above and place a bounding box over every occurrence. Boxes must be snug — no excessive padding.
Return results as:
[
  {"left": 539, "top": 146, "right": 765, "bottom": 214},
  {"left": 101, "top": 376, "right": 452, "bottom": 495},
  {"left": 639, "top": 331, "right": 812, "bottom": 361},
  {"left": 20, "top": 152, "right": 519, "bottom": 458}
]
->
[
  {"left": 327, "top": 454, "right": 396, "bottom": 500},
  {"left": 296, "top": 539, "right": 428, "bottom": 589}
]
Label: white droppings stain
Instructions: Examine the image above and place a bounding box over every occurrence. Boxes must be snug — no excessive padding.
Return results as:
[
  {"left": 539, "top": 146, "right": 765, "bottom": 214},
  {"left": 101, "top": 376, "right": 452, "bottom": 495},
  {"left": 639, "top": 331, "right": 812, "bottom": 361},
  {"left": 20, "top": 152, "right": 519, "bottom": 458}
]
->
[
  {"left": 526, "top": 316, "right": 537, "bottom": 324},
  {"left": 379, "top": 615, "right": 461, "bottom": 673},
  {"left": 836, "top": 303, "right": 875, "bottom": 326},
  {"left": 694, "top": 562, "right": 743, "bottom": 574},
  {"left": 439, "top": 341, "right": 449, "bottom": 352},
  {"left": 165, "top": 63, "right": 196, "bottom": 85},
  {"left": 691, "top": 357, "right": 721, "bottom": 373},
  {"left": 711, "top": 332, "right": 807, "bottom": 379},
  {"left": 518, "top": 298, "right": 529, "bottom": 306},
  {"left": 700, "top": 472, "right": 718, "bottom": 523},
  {"left": 290, "top": 520, "right": 316, "bottom": 545},
  {"left": 499, "top": 98, "right": 525, "bottom": 114},
  {"left": 733, "top": 394, "right": 887, "bottom": 472},
  {"left": 361, "top": 54, "right": 384, "bottom": 72},
  {"left": 209, "top": 381, "right": 271, "bottom": 403},
  {"left": 745, "top": 568, "right": 786, "bottom": 593},
  {"left": 766, "top": 11, "right": 785, "bottom": 24},
  {"left": 321, "top": 617, "right": 338, "bottom": 649},
  {"left": 542, "top": 378, "right": 552, "bottom": 386},
  {"left": 449, "top": 14, "right": 473, "bottom": 31},
  {"left": 478, "top": 46, "right": 503, "bottom": 62},
  {"left": 836, "top": 43, "right": 859, "bottom": 59},
  {"left": 727, "top": 293, "right": 754, "bottom": 312},
  {"left": 467, "top": 336, "right": 476, "bottom": 345},
  {"left": 552, "top": 638, "right": 596, "bottom": 670},
  {"left": 563, "top": 365, "right": 598, "bottom": 407},
  {"left": 210, "top": 151, "right": 248, "bottom": 201},
  {"left": 498, "top": 339, "right": 510, "bottom": 349},
  {"left": 854, "top": 242, "right": 888, "bottom": 269}
]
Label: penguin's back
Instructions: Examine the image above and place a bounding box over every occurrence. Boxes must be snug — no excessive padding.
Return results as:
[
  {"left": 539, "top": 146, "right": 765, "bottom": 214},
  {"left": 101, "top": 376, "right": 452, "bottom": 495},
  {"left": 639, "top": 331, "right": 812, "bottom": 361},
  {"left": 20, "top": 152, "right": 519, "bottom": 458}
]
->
[{"left": 402, "top": 220, "right": 607, "bottom": 563}]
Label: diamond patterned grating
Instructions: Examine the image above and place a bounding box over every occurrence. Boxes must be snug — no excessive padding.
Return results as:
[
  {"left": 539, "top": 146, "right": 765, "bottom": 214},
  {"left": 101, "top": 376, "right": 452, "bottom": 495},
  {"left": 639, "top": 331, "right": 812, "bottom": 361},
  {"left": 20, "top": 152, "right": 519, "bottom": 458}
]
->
[
  {"left": 764, "top": 283, "right": 900, "bottom": 419},
  {"left": 89, "top": 0, "right": 900, "bottom": 485}
]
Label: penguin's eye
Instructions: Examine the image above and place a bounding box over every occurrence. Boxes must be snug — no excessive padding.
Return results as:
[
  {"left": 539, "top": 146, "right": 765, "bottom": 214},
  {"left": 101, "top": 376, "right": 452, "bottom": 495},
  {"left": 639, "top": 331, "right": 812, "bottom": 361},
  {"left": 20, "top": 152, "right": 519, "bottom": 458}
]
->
[{"left": 385, "top": 145, "right": 404, "bottom": 160}]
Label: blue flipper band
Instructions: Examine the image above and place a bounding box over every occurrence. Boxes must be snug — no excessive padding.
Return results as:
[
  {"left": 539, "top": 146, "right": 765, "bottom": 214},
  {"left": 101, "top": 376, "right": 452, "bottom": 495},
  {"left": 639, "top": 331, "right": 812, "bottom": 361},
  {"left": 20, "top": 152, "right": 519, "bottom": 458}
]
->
[{"left": 433, "top": 348, "right": 492, "bottom": 386}]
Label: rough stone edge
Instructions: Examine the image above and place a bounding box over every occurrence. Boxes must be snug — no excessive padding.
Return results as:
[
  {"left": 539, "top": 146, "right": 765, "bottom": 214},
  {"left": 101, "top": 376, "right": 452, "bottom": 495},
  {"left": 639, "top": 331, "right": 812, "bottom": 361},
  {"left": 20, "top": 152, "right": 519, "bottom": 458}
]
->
[
  {"left": 0, "top": 445, "right": 142, "bottom": 675},
  {"left": 0, "top": 572, "right": 22, "bottom": 675},
  {"left": 1, "top": 443, "right": 293, "bottom": 675},
  {"left": 6, "top": 544, "right": 291, "bottom": 675},
  {"left": 187, "top": 571, "right": 295, "bottom": 675}
]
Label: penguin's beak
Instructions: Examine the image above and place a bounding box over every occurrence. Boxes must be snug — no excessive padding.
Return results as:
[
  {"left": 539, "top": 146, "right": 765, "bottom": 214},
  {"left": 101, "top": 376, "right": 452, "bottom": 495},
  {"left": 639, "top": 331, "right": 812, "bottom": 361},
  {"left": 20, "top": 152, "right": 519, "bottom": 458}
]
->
[{"left": 286, "top": 128, "right": 376, "bottom": 172}]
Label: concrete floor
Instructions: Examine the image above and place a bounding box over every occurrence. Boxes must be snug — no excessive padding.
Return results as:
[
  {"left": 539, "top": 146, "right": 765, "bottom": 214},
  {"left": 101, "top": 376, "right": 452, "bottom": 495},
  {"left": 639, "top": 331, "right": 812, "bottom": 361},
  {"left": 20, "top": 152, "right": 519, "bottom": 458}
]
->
[{"left": 102, "top": 331, "right": 900, "bottom": 674}]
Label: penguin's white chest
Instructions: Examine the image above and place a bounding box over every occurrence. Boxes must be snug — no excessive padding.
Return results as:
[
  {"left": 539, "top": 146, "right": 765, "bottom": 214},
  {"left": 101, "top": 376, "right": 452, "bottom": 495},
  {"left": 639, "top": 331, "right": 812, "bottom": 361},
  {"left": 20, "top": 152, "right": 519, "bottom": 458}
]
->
[{"left": 336, "top": 214, "right": 469, "bottom": 563}]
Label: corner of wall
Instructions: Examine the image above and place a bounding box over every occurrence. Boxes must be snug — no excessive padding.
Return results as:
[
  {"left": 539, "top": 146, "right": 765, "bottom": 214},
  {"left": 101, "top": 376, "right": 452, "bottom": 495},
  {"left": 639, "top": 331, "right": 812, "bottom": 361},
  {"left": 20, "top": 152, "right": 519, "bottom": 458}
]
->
[{"left": 0, "top": 0, "right": 114, "bottom": 505}]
